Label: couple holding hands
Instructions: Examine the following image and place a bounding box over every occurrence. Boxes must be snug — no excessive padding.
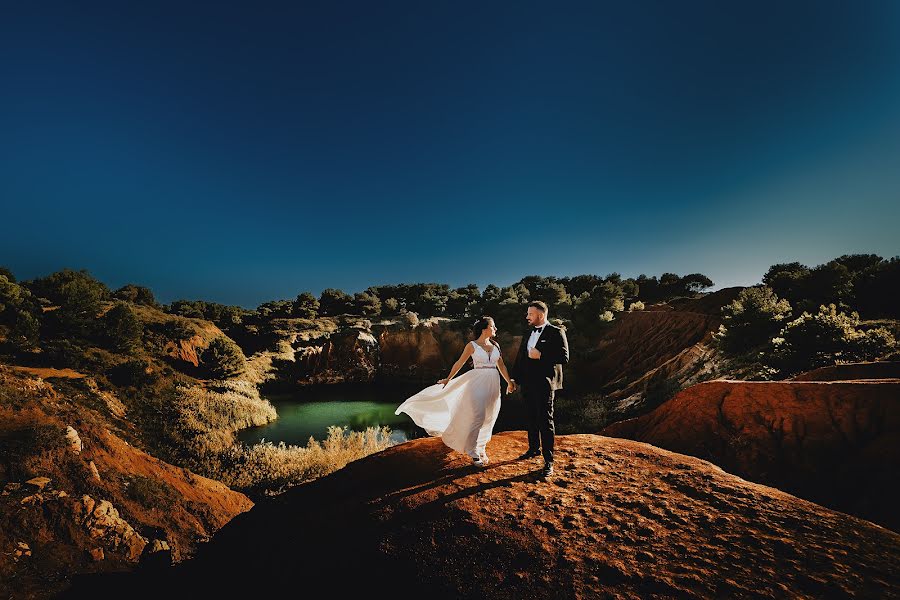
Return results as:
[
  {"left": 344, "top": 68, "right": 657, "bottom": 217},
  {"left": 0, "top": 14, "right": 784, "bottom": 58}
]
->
[{"left": 395, "top": 300, "right": 569, "bottom": 478}]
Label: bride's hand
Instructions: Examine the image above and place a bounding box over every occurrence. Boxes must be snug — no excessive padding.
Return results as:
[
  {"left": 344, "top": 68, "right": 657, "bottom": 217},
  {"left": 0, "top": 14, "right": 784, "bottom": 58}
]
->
[{"left": 437, "top": 378, "right": 449, "bottom": 386}]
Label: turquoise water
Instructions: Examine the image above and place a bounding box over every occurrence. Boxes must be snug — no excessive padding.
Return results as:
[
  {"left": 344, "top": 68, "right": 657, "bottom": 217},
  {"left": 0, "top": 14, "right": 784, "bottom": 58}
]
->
[{"left": 237, "top": 384, "right": 427, "bottom": 446}]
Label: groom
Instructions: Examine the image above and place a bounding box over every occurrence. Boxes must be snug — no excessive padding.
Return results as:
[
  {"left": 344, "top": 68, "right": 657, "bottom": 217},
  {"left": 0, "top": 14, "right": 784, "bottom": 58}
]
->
[{"left": 510, "top": 301, "right": 569, "bottom": 478}]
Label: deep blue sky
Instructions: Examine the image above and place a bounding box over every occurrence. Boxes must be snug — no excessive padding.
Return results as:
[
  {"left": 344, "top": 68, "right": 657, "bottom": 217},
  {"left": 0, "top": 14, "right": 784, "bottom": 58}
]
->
[{"left": 2, "top": 1, "right": 899, "bottom": 308}]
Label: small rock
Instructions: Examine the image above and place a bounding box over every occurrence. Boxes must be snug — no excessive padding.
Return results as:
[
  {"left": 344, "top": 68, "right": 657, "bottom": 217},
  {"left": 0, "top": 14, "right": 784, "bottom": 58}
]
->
[
  {"left": 25, "top": 477, "right": 51, "bottom": 490},
  {"left": 4, "top": 482, "right": 22, "bottom": 492},
  {"left": 21, "top": 494, "right": 44, "bottom": 505},
  {"left": 57, "top": 490, "right": 68, "bottom": 498},
  {"left": 636, "top": 550, "right": 655, "bottom": 561},
  {"left": 65, "top": 426, "right": 83, "bottom": 454},
  {"left": 88, "top": 460, "right": 101, "bottom": 482},
  {"left": 89, "top": 547, "right": 105, "bottom": 562}
]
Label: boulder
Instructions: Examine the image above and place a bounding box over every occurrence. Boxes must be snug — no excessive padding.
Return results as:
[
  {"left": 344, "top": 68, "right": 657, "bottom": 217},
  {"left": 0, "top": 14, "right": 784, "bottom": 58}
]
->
[{"left": 65, "top": 426, "right": 83, "bottom": 454}]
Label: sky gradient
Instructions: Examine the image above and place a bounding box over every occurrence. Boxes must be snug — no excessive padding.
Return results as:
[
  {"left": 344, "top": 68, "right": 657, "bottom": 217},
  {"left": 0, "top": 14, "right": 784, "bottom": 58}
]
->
[{"left": 2, "top": 1, "right": 899, "bottom": 308}]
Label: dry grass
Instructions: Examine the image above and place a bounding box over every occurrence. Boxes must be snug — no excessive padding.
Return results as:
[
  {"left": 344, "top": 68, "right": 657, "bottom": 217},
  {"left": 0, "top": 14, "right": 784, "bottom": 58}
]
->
[
  {"left": 174, "top": 379, "right": 277, "bottom": 454},
  {"left": 216, "top": 426, "right": 394, "bottom": 496}
]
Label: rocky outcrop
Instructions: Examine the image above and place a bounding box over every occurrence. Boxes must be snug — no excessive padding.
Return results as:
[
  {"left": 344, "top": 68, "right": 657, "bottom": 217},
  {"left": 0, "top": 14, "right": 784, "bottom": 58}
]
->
[
  {"left": 601, "top": 379, "right": 900, "bottom": 531},
  {"left": 0, "top": 366, "right": 254, "bottom": 600},
  {"left": 76, "top": 495, "right": 147, "bottom": 561},
  {"left": 67, "top": 432, "right": 900, "bottom": 599},
  {"left": 377, "top": 323, "right": 468, "bottom": 381},
  {"left": 293, "top": 328, "right": 380, "bottom": 384},
  {"left": 163, "top": 334, "right": 208, "bottom": 368},
  {"left": 286, "top": 321, "right": 472, "bottom": 385}
]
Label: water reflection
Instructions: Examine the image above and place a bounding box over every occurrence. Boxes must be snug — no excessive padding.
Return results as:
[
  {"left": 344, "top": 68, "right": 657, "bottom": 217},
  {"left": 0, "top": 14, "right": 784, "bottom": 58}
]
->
[{"left": 237, "top": 383, "right": 525, "bottom": 447}]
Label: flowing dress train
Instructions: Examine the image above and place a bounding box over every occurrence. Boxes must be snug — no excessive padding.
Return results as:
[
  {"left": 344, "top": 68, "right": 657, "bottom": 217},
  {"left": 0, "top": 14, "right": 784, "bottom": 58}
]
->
[{"left": 395, "top": 340, "right": 502, "bottom": 458}]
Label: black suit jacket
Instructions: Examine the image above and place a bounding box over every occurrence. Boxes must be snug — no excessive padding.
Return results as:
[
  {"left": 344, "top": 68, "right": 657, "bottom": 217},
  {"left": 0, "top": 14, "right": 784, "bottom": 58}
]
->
[{"left": 511, "top": 323, "right": 570, "bottom": 391}]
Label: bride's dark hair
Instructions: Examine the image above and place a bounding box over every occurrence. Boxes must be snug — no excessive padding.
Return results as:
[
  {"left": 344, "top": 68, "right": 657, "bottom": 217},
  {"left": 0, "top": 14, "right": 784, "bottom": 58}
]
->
[{"left": 472, "top": 316, "right": 499, "bottom": 348}]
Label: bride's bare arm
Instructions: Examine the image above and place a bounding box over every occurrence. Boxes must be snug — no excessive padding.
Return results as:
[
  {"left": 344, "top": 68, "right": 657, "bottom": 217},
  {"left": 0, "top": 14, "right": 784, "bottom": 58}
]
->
[
  {"left": 438, "top": 343, "right": 475, "bottom": 387},
  {"left": 496, "top": 356, "right": 516, "bottom": 392}
]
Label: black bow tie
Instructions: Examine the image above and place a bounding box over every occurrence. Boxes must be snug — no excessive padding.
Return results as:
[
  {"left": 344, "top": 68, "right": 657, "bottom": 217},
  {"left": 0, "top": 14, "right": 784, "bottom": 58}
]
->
[{"left": 532, "top": 326, "right": 544, "bottom": 333}]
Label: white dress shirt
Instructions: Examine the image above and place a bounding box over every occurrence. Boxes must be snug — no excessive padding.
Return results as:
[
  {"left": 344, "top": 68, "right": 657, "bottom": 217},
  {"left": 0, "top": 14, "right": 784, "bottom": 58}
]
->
[{"left": 527, "top": 322, "right": 548, "bottom": 352}]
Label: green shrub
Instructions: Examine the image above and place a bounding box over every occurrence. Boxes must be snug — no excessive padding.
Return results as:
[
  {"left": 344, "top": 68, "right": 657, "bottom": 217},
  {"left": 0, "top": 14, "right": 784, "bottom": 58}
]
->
[
  {"left": 113, "top": 284, "right": 159, "bottom": 307},
  {"left": 125, "top": 474, "right": 177, "bottom": 510},
  {"left": 200, "top": 336, "right": 247, "bottom": 379},
  {"left": 771, "top": 304, "right": 896, "bottom": 375},
  {"left": 102, "top": 302, "right": 143, "bottom": 353},
  {"left": 715, "top": 286, "right": 792, "bottom": 354}
]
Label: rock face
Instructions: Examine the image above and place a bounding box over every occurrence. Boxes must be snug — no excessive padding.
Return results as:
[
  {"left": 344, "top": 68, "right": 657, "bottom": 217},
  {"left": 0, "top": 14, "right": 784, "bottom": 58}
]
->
[
  {"left": 0, "top": 366, "right": 254, "bottom": 600},
  {"left": 77, "top": 495, "right": 147, "bottom": 561},
  {"left": 293, "top": 328, "right": 380, "bottom": 384},
  {"left": 69, "top": 432, "right": 900, "bottom": 599},
  {"left": 163, "top": 334, "right": 208, "bottom": 368},
  {"left": 377, "top": 324, "right": 468, "bottom": 381},
  {"left": 601, "top": 379, "right": 900, "bottom": 531}
]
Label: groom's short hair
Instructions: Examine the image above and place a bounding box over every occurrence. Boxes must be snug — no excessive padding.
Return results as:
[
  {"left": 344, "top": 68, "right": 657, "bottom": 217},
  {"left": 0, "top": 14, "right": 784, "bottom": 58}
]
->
[{"left": 528, "top": 301, "right": 549, "bottom": 314}]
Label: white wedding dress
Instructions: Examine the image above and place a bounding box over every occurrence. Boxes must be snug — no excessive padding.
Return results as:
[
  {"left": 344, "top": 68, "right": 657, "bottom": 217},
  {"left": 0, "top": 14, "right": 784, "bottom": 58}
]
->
[{"left": 395, "top": 340, "right": 502, "bottom": 459}]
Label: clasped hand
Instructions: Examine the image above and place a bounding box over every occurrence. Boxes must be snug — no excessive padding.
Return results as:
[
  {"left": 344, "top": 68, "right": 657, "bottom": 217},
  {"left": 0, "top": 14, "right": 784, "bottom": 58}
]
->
[{"left": 528, "top": 347, "right": 541, "bottom": 359}]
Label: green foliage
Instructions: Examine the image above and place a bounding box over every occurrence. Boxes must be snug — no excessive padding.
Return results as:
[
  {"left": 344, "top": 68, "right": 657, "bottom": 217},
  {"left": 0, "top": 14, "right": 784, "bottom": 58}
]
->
[
  {"left": 170, "top": 299, "right": 247, "bottom": 326},
  {"left": 256, "top": 299, "right": 293, "bottom": 319},
  {"left": 165, "top": 318, "right": 197, "bottom": 341},
  {"left": 382, "top": 297, "right": 400, "bottom": 316},
  {"left": 318, "top": 288, "right": 352, "bottom": 316},
  {"left": 771, "top": 304, "right": 896, "bottom": 375},
  {"left": 108, "top": 358, "right": 159, "bottom": 388},
  {"left": 292, "top": 292, "right": 320, "bottom": 318},
  {"left": 628, "top": 301, "right": 645, "bottom": 311},
  {"left": 572, "top": 281, "right": 623, "bottom": 329},
  {"left": 763, "top": 254, "right": 899, "bottom": 318},
  {"left": 112, "top": 284, "right": 159, "bottom": 307},
  {"left": 353, "top": 291, "right": 381, "bottom": 317},
  {"left": 125, "top": 474, "right": 177, "bottom": 511},
  {"left": 0, "top": 266, "right": 16, "bottom": 283},
  {"left": 101, "top": 302, "right": 143, "bottom": 353},
  {"left": 0, "top": 275, "right": 42, "bottom": 351},
  {"left": 200, "top": 336, "right": 247, "bottom": 379},
  {"left": 27, "top": 269, "right": 109, "bottom": 339},
  {"left": 633, "top": 272, "right": 713, "bottom": 302},
  {"left": 446, "top": 284, "right": 480, "bottom": 318},
  {"left": 715, "top": 286, "right": 792, "bottom": 354}
]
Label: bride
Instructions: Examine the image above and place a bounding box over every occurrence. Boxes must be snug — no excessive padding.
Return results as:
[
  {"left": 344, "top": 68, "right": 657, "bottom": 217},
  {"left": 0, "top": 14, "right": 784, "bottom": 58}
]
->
[{"left": 395, "top": 316, "right": 516, "bottom": 467}]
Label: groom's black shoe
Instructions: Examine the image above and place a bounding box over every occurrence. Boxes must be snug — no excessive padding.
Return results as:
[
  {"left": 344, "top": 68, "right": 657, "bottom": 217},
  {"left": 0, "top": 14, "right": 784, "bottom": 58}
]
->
[
  {"left": 517, "top": 449, "right": 541, "bottom": 460},
  {"left": 541, "top": 461, "right": 554, "bottom": 478}
]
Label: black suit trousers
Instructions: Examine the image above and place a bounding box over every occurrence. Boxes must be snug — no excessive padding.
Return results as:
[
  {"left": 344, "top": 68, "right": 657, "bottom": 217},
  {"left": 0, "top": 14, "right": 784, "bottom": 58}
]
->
[{"left": 522, "top": 377, "right": 555, "bottom": 463}]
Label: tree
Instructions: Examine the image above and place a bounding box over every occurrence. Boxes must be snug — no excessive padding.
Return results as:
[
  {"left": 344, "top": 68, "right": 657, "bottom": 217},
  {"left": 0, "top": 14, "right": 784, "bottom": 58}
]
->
[
  {"left": 854, "top": 256, "right": 900, "bottom": 318},
  {"left": 681, "top": 273, "right": 714, "bottom": 294},
  {"left": 572, "top": 281, "right": 624, "bottom": 328},
  {"left": 292, "top": 292, "right": 320, "bottom": 318},
  {"left": 0, "top": 275, "right": 41, "bottom": 351},
  {"left": 799, "top": 261, "right": 854, "bottom": 313},
  {"left": 771, "top": 304, "right": 896, "bottom": 375},
  {"left": 318, "top": 289, "right": 352, "bottom": 316},
  {"left": 762, "top": 262, "right": 810, "bottom": 305},
  {"left": 715, "top": 286, "right": 792, "bottom": 354},
  {"left": 382, "top": 298, "right": 400, "bottom": 316},
  {"left": 27, "top": 269, "right": 109, "bottom": 339},
  {"left": 102, "top": 302, "right": 143, "bottom": 353},
  {"left": 200, "top": 336, "right": 247, "bottom": 379},
  {"left": 113, "top": 284, "right": 159, "bottom": 307},
  {"left": 353, "top": 292, "right": 382, "bottom": 317}
]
